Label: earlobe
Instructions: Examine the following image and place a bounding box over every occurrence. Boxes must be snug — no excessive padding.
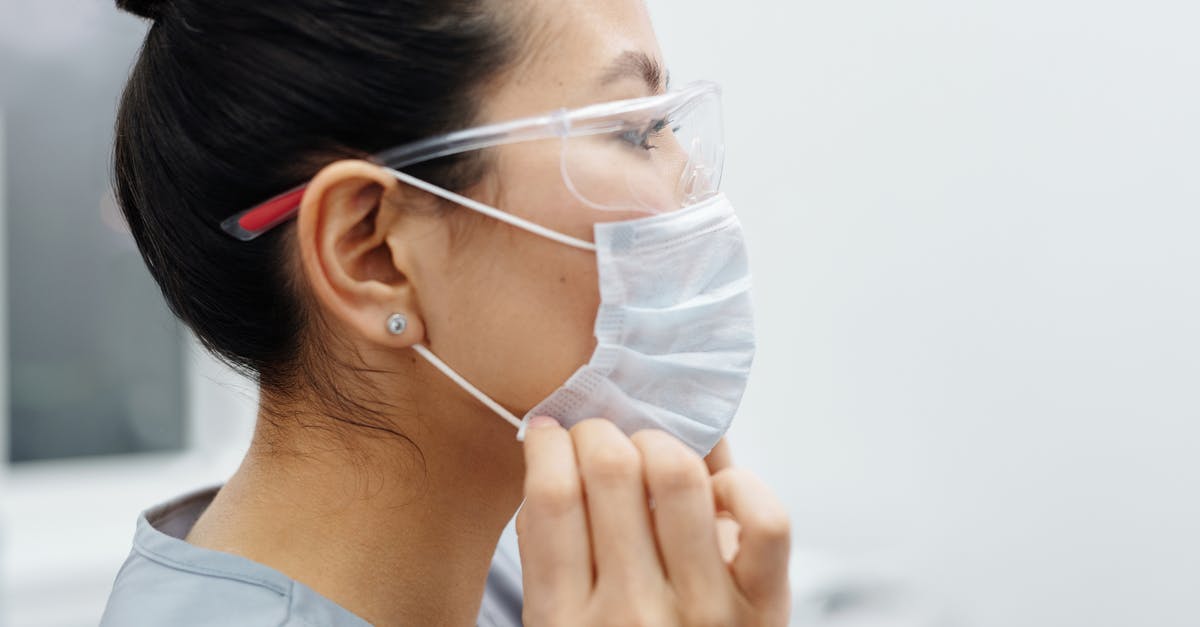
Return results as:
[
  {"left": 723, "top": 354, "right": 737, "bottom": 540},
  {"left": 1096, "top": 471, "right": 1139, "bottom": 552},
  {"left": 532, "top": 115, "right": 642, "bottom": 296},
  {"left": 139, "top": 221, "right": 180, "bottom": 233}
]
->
[
  {"left": 383, "top": 311, "right": 428, "bottom": 348},
  {"left": 296, "top": 160, "right": 426, "bottom": 349},
  {"left": 386, "top": 313, "right": 409, "bottom": 336}
]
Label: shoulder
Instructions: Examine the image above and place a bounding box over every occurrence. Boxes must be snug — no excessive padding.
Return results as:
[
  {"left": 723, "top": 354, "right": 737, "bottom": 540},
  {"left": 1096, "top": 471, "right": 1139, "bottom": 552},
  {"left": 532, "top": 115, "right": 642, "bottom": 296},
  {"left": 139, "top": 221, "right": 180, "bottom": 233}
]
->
[
  {"left": 100, "top": 490, "right": 370, "bottom": 627},
  {"left": 100, "top": 488, "right": 524, "bottom": 627},
  {"left": 101, "top": 541, "right": 370, "bottom": 627},
  {"left": 100, "top": 546, "right": 295, "bottom": 626}
]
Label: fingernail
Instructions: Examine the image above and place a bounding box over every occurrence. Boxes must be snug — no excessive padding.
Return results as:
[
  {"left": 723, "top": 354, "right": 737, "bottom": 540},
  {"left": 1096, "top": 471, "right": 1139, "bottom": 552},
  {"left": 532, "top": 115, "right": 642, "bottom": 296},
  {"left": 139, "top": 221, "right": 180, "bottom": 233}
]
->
[{"left": 527, "top": 415, "right": 560, "bottom": 429}]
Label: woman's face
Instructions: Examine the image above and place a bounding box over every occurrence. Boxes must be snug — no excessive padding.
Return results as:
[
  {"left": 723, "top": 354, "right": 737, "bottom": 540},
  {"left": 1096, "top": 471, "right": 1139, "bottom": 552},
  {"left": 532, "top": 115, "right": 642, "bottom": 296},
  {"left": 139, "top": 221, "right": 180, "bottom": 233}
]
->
[{"left": 404, "top": 0, "right": 671, "bottom": 417}]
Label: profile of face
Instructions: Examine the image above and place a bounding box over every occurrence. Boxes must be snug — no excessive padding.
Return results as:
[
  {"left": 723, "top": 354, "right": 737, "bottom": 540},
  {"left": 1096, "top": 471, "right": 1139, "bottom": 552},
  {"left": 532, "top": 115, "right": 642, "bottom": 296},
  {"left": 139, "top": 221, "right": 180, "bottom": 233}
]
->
[{"left": 296, "top": 0, "right": 690, "bottom": 448}]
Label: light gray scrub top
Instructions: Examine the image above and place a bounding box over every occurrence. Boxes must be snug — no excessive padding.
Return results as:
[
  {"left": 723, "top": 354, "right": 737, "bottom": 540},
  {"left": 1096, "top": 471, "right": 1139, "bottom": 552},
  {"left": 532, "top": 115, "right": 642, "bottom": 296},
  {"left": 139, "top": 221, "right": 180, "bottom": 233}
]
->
[{"left": 100, "top": 486, "right": 524, "bottom": 626}]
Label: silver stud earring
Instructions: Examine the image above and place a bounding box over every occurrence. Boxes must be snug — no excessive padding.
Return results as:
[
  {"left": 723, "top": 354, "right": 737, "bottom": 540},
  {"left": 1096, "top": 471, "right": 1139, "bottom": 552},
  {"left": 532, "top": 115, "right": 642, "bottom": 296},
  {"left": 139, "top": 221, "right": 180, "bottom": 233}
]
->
[{"left": 386, "top": 313, "right": 408, "bottom": 335}]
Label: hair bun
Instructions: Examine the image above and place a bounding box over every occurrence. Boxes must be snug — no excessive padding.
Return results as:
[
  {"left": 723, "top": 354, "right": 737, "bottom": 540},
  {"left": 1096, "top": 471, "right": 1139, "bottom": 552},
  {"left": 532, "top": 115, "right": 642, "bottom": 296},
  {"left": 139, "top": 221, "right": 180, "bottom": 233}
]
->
[{"left": 116, "top": 0, "right": 168, "bottom": 20}]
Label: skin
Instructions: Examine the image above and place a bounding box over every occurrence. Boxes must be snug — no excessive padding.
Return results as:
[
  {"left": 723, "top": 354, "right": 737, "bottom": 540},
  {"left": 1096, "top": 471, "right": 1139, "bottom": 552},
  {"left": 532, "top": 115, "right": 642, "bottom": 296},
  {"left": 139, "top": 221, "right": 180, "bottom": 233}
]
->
[{"left": 185, "top": 0, "right": 790, "bottom": 625}]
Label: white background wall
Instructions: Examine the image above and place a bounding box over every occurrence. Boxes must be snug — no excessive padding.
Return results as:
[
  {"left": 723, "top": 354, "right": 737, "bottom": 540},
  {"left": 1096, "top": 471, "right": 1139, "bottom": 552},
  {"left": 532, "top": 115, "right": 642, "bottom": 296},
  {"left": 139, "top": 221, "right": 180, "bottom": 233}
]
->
[
  {"left": 3, "top": 1, "right": 1199, "bottom": 626},
  {"left": 648, "top": 1, "right": 1200, "bottom": 626}
]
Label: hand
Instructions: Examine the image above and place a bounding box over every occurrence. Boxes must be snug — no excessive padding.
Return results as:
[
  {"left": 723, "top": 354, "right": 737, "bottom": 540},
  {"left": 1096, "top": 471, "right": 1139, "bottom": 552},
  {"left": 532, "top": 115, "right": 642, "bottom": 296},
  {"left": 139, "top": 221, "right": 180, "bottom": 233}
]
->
[{"left": 517, "top": 418, "right": 791, "bottom": 626}]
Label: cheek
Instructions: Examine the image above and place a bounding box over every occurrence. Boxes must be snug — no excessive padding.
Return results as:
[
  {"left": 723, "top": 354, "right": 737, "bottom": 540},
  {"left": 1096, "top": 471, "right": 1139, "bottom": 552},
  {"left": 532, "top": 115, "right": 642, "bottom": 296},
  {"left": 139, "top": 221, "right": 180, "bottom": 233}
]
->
[
  {"left": 489, "top": 140, "right": 629, "bottom": 241},
  {"left": 425, "top": 147, "right": 629, "bottom": 413},
  {"left": 433, "top": 217, "right": 601, "bottom": 413},
  {"left": 497, "top": 238, "right": 600, "bottom": 406}
]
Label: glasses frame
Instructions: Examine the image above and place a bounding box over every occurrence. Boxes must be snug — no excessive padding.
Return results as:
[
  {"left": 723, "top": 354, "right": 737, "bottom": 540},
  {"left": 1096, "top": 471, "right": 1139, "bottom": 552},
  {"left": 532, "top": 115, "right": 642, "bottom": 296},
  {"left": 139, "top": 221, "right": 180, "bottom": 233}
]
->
[{"left": 220, "top": 80, "right": 722, "bottom": 241}]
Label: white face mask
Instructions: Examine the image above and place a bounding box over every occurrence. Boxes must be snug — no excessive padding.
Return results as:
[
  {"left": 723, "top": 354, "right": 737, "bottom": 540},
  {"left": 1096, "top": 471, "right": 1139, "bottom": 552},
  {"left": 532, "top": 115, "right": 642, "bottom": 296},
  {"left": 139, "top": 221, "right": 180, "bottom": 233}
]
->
[{"left": 393, "top": 169, "right": 755, "bottom": 455}]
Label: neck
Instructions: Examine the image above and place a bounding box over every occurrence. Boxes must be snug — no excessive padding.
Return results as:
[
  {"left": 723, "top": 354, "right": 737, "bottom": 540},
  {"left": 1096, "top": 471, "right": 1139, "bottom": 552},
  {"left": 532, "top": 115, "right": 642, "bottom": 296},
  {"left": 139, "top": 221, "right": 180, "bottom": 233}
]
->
[{"left": 188, "top": 391, "right": 525, "bottom": 626}]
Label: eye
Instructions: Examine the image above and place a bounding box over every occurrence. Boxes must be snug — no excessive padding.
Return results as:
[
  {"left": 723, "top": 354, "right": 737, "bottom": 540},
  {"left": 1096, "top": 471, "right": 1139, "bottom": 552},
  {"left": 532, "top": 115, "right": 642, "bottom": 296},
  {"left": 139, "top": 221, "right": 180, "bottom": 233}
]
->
[{"left": 617, "top": 117, "right": 673, "bottom": 151}]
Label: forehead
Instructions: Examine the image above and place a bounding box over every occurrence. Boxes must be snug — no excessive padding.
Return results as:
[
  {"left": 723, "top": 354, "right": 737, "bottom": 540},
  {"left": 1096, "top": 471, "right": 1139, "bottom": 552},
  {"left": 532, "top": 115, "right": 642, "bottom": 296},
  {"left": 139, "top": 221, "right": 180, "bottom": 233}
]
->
[{"left": 483, "top": 0, "right": 666, "bottom": 119}]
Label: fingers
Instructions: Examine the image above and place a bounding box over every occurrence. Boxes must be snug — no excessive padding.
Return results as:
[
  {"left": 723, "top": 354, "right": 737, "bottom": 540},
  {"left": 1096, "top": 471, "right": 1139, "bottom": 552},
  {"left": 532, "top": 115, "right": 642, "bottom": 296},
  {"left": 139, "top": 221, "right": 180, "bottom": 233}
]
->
[
  {"left": 522, "top": 420, "right": 789, "bottom": 625},
  {"left": 715, "top": 515, "right": 741, "bottom": 564},
  {"left": 711, "top": 467, "right": 792, "bottom": 604},
  {"left": 704, "top": 437, "right": 734, "bottom": 475},
  {"left": 702, "top": 439, "right": 741, "bottom": 564},
  {"left": 571, "top": 418, "right": 665, "bottom": 586},
  {"left": 631, "top": 430, "right": 733, "bottom": 619},
  {"left": 518, "top": 416, "right": 592, "bottom": 611}
]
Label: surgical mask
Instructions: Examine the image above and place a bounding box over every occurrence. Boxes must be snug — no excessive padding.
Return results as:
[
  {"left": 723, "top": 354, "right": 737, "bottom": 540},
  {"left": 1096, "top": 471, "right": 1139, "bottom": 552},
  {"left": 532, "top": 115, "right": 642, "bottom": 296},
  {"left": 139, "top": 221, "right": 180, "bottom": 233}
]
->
[{"left": 394, "top": 169, "right": 755, "bottom": 455}]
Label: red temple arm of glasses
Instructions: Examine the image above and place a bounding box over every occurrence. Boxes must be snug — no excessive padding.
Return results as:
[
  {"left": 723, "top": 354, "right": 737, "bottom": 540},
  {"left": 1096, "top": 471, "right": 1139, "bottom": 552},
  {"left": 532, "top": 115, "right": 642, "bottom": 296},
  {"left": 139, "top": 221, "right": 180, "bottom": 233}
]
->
[{"left": 237, "top": 186, "right": 307, "bottom": 233}]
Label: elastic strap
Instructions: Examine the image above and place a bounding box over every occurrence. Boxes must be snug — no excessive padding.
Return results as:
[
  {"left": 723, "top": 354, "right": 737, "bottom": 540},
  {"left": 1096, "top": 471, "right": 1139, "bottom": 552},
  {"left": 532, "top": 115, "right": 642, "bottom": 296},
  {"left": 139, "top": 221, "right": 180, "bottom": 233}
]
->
[
  {"left": 411, "top": 343, "right": 523, "bottom": 430},
  {"left": 384, "top": 167, "right": 597, "bottom": 252}
]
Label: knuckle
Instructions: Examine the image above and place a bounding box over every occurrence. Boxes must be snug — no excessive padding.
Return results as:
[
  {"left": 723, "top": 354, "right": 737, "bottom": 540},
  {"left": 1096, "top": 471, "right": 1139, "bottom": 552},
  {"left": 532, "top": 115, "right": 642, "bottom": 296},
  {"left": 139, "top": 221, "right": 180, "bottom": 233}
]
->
[
  {"left": 585, "top": 444, "right": 641, "bottom": 483},
  {"left": 577, "top": 427, "right": 642, "bottom": 483},
  {"left": 712, "top": 466, "right": 755, "bottom": 497},
  {"left": 571, "top": 416, "right": 619, "bottom": 439},
  {"left": 647, "top": 448, "right": 708, "bottom": 494},
  {"left": 713, "top": 467, "right": 791, "bottom": 543},
  {"left": 525, "top": 475, "right": 582, "bottom": 517},
  {"left": 718, "top": 465, "right": 755, "bottom": 486},
  {"left": 596, "top": 581, "right": 671, "bottom": 627},
  {"left": 682, "top": 601, "right": 735, "bottom": 627},
  {"left": 687, "top": 614, "right": 735, "bottom": 627},
  {"left": 634, "top": 429, "right": 709, "bottom": 492},
  {"left": 522, "top": 606, "right": 570, "bottom": 627},
  {"left": 748, "top": 506, "right": 792, "bottom": 544},
  {"left": 602, "top": 609, "right": 659, "bottom": 627},
  {"left": 629, "top": 427, "right": 669, "bottom": 447}
]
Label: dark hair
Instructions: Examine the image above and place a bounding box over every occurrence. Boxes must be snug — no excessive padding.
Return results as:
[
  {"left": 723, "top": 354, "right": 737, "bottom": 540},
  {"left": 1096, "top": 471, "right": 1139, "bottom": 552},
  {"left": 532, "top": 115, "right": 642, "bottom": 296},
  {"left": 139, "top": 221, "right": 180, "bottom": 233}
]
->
[
  {"left": 113, "top": 1, "right": 517, "bottom": 426},
  {"left": 117, "top": 0, "right": 165, "bottom": 20}
]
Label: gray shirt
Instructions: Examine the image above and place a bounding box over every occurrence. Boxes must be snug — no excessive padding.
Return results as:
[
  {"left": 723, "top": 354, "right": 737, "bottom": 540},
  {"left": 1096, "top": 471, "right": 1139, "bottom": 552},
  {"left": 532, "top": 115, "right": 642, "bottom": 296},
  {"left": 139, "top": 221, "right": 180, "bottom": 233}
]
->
[{"left": 100, "top": 486, "right": 524, "bottom": 626}]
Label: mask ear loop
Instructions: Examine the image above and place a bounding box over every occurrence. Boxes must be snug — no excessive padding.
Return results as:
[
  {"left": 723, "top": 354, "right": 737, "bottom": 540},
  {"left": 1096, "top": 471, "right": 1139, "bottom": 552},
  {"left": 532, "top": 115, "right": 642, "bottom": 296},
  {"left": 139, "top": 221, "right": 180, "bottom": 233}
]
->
[
  {"left": 387, "top": 163, "right": 592, "bottom": 432},
  {"left": 411, "top": 344, "right": 524, "bottom": 430},
  {"left": 382, "top": 167, "right": 596, "bottom": 252}
]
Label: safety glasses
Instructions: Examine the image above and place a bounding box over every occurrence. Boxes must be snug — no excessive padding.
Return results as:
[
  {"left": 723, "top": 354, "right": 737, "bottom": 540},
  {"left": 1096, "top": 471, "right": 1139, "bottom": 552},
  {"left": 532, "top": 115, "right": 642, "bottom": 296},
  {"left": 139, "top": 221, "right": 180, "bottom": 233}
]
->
[{"left": 220, "top": 80, "right": 724, "bottom": 241}]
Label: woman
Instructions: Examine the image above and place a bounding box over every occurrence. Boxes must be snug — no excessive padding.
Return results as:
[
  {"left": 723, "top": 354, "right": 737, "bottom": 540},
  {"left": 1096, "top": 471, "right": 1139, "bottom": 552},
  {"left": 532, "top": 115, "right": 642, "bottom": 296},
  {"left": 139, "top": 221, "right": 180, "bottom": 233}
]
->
[{"left": 100, "top": 0, "right": 791, "bottom": 625}]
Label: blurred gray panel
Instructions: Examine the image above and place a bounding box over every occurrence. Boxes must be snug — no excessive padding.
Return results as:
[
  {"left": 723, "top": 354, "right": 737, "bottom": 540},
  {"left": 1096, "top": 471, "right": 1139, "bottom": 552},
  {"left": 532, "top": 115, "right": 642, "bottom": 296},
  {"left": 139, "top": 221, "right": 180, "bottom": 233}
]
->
[{"left": 2, "top": 5, "right": 184, "bottom": 463}]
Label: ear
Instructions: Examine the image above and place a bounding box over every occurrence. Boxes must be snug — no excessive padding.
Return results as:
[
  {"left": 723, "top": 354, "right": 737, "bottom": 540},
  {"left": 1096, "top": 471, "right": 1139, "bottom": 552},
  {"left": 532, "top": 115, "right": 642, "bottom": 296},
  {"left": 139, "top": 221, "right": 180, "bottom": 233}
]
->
[{"left": 296, "top": 159, "right": 426, "bottom": 349}]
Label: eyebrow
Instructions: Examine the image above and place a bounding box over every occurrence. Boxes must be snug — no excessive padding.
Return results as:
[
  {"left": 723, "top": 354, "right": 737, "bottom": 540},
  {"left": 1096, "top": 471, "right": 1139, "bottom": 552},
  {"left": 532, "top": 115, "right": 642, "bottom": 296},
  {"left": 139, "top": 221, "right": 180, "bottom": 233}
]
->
[{"left": 600, "top": 50, "right": 670, "bottom": 93}]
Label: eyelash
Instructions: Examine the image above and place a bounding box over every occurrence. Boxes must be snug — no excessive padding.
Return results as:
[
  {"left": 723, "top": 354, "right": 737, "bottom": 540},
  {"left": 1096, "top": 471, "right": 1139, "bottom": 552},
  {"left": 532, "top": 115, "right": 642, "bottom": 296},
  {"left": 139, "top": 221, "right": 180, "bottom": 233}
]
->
[{"left": 618, "top": 118, "right": 674, "bottom": 151}]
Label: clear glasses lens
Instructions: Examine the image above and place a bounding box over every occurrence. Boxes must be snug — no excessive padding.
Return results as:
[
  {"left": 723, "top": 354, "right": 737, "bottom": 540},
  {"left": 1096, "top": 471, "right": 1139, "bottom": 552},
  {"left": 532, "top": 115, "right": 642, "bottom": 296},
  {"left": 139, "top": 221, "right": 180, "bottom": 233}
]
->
[{"left": 559, "top": 88, "right": 723, "bottom": 215}]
